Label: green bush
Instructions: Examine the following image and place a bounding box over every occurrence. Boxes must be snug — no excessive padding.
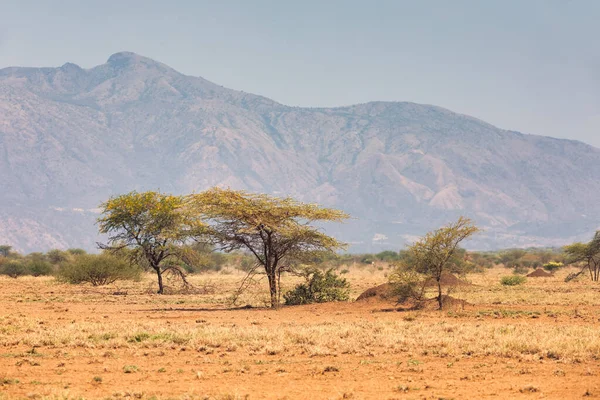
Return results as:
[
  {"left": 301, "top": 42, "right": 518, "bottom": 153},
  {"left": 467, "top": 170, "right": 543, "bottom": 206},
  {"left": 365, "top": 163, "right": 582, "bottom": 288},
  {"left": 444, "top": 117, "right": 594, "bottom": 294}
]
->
[
  {"left": 543, "top": 262, "right": 564, "bottom": 272},
  {"left": 238, "top": 256, "right": 256, "bottom": 272},
  {"left": 284, "top": 268, "right": 350, "bottom": 305},
  {"left": 57, "top": 253, "right": 141, "bottom": 286},
  {"left": 46, "top": 249, "right": 70, "bottom": 264},
  {"left": 0, "top": 261, "right": 28, "bottom": 278},
  {"left": 360, "top": 255, "right": 376, "bottom": 264},
  {"left": 500, "top": 275, "right": 527, "bottom": 286},
  {"left": 66, "top": 248, "right": 87, "bottom": 256},
  {"left": 389, "top": 269, "right": 427, "bottom": 304},
  {"left": 27, "top": 260, "right": 54, "bottom": 276},
  {"left": 376, "top": 251, "right": 400, "bottom": 262}
]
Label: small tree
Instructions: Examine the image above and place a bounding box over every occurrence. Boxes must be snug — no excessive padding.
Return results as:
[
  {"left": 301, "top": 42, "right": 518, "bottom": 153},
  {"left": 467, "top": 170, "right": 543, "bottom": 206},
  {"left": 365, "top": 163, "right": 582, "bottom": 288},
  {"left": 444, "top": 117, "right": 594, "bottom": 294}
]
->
[
  {"left": 187, "top": 188, "right": 348, "bottom": 308},
  {"left": 0, "top": 245, "right": 12, "bottom": 258},
  {"left": 97, "top": 191, "right": 206, "bottom": 294},
  {"left": 392, "top": 217, "right": 480, "bottom": 309},
  {"left": 564, "top": 232, "right": 600, "bottom": 281}
]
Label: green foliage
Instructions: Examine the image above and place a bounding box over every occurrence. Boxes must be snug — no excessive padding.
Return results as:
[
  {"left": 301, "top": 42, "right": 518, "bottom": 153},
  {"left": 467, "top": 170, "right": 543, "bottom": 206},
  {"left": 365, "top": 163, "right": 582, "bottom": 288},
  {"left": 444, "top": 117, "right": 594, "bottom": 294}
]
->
[
  {"left": 500, "top": 275, "right": 527, "bottom": 286},
  {"left": 284, "top": 268, "right": 350, "bottom": 305},
  {"left": 57, "top": 253, "right": 141, "bottom": 286},
  {"left": 543, "top": 261, "right": 564, "bottom": 272},
  {"left": 390, "top": 217, "right": 480, "bottom": 310},
  {"left": 238, "top": 254, "right": 257, "bottom": 272},
  {"left": 388, "top": 268, "right": 427, "bottom": 305},
  {"left": 0, "top": 261, "right": 28, "bottom": 278},
  {"left": 97, "top": 190, "right": 206, "bottom": 293},
  {"left": 67, "top": 248, "right": 87, "bottom": 256},
  {"left": 564, "top": 233, "right": 600, "bottom": 281},
  {"left": 46, "top": 249, "right": 70, "bottom": 264},
  {"left": 27, "top": 259, "right": 54, "bottom": 276},
  {"left": 360, "top": 254, "right": 376, "bottom": 264},
  {"left": 512, "top": 265, "right": 530, "bottom": 275},
  {"left": 189, "top": 187, "right": 348, "bottom": 307},
  {"left": 0, "top": 245, "right": 12, "bottom": 258},
  {"left": 0, "top": 256, "right": 53, "bottom": 277},
  {"left": 499, "top": 249, "right": 527, "bottom": 268},
  {"left": 468, "top": 252, "right": 498, "bottom": 269},
  {"left": 376, "top": 250, "right": 400, "bottom": 262}
]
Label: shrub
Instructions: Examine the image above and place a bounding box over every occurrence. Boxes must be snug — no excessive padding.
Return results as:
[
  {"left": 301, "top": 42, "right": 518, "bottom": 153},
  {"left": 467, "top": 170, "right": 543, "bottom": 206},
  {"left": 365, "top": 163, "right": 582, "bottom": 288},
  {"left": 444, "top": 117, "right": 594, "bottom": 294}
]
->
[
  {"left": 0, "top": 261, "right": 28, "bottom": 278},
  {"left": 67, "top": 248, "right": 87, "bottom": 256},
  {"left": 27, "top": 260, "right": 54, "bottom": 276},
  {"left": 543, "top": 262, "right": 564, "bottom": 272},
  {"left": 512, "top": 265, "right": 529, "bottom": 275},
  {"left": 284, "top": 268, "right": 350, "bottom": 305},
  {"left": 376, "top": 251, "right": 399, "bottom": 262},
  {"left": 238, "top": 256, "right": 256, "bottom": 272},
  {"left": 46, "top": 249, "right": 70, "bottom": 264},
  {"left": 57, "top": 254, "right": 141, "bottom": 286},
  {"left": 360, "top": 254, "right": 376, "bottom": 264},
  {"left": 389, "top": 269, "right": 427, "bottom": 304},
  {"left": 500, "top": 275, "right": 527, "bottom": 286}
]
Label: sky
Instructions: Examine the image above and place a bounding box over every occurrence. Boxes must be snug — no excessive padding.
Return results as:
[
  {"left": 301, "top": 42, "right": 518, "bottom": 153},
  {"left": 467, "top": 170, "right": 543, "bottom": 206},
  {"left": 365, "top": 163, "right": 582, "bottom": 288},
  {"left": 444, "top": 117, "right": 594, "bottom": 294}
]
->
[{"left": 1, "top": 0, "right": 599, "bottom": 147}]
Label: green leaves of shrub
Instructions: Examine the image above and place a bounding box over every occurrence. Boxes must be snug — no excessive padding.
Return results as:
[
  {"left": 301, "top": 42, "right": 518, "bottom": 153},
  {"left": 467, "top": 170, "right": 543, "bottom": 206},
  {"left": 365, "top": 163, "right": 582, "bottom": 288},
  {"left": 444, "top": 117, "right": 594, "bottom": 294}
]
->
[
  {"left": 57, "top": 253, "right": 141, "bottom": 286},
  {"left": 500, "top": 275, "right": 527, "bottom": 286},
  {"left": 284, "top": 268, "right": 350, "bottom": 305}
]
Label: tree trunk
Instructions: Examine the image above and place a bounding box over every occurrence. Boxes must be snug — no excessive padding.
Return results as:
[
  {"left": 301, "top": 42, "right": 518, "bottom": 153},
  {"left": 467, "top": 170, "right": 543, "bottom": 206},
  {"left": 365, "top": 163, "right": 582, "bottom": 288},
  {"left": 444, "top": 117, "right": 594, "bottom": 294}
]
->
[
  {"left": 267, "top": 270, "right": 279, "bottom": 309},
  {"left": 156, "top": 268, "right": 164, "bottom": 294},
  {"left": 437, "top": 276, "right": 443, "bottom": 310}
]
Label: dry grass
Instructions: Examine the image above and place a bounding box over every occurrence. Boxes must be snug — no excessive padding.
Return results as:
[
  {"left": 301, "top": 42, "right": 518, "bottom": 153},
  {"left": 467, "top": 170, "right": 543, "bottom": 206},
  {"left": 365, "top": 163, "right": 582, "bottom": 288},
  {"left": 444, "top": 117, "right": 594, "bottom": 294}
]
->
[{"left": 1, "top": 265, "right": 600, "bottom": 399}]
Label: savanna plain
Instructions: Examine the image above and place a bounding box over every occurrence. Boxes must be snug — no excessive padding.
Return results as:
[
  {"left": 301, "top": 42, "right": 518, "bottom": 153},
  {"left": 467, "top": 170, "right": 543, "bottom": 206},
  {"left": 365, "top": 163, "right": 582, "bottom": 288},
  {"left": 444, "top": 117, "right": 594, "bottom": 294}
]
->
[{"left": 1, "top": 266, "right": 600, "bottom": 400}]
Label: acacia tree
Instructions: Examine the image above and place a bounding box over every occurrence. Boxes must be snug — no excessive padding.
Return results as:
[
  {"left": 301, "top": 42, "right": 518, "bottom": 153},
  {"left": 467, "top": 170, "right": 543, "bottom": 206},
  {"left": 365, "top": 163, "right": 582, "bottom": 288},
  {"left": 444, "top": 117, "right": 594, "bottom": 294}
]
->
[
  {"left": 394, "top": 217, "right": 480, "bottom": 310},
  {"left": 0, "top": 245, "right": 12, "bottom": 258},
  {"left": 97, "top": 191, "right": 205, "bottom": 294},
  {"left": 187, "top": 188, "right": 349, "bottom": 308},
  {"left": 564, "top": 232, "right": 600, "bottom": 281}
]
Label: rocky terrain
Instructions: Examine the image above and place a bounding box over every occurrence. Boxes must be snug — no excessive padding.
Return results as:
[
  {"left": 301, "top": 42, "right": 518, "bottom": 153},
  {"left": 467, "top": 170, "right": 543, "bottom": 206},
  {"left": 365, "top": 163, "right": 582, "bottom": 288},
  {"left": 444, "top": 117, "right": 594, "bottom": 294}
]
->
[{"left": 2, "top": 52, "right": 600, "bottom": 252}]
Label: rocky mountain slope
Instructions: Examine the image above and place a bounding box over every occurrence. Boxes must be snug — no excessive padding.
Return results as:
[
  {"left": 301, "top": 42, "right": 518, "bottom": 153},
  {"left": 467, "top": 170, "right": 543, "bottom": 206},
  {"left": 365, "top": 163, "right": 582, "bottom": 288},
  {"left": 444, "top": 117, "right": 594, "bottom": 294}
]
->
[{"left": 2, "top": 52, "right": 600, "bottom": 252}]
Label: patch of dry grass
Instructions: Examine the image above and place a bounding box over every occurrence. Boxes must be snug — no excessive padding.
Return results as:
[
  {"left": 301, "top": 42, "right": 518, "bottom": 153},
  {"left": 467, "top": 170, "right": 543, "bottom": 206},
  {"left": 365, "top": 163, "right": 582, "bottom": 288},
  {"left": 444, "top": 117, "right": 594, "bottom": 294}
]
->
[
  {"left": 2, "top": 312, "right": 600, "bottom": 362},
  {"left": 2, "top": 265, "right": 600, "bottom": 369}
]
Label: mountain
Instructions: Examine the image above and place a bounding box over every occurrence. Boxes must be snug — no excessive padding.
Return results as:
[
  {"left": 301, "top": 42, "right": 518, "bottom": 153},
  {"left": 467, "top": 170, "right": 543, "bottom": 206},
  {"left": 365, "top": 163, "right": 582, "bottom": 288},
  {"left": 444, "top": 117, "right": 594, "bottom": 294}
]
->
[{"left": 1, "top": 52, "right": 600, "bottom": 252}]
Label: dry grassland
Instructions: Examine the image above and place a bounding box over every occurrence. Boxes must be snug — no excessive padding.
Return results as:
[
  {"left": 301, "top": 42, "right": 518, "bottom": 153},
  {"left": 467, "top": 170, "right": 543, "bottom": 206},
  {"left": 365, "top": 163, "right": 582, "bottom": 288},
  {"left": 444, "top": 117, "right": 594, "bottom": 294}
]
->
[{"left": 1, "top": 266, "right": 600, "bottom": 399}]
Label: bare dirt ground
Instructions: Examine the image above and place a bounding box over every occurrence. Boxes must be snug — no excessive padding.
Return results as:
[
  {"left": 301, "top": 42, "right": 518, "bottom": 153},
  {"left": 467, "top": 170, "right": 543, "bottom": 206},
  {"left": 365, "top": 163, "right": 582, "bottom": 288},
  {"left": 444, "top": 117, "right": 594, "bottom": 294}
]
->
[{"left": 1, "top": 267, "right": 600, "bottom": 399}]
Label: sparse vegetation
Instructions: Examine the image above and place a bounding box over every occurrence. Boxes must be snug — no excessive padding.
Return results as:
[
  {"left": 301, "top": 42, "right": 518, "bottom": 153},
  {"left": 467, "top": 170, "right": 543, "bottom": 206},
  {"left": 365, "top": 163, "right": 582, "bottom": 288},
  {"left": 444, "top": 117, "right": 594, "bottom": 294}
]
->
[
  {"left": 543, "top": 261, "right": 564, "bottom": 272},
  {"left": 57, "top": 253, "right": 141, "bottom": 286},
  {"left": 390, "top": 217, "right": 480, "bottom": 309},
  {"left": 1, "top": 210, "right": 600, "bottom": 399},
  {"left": 284, "top": 268, "right": 350, "bottom": 305},
  {"left": 500, "top": 275, "right": 527, "bottom": 286},
  {"left": 0, "top": 256, "right": 598, "bottom": 398}
]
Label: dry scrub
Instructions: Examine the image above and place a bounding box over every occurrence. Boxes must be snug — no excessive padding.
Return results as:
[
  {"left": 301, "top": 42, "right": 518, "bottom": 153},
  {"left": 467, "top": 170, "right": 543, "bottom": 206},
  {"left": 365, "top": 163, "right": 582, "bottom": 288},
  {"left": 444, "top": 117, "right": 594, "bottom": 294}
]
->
[{"left": 1, "top": 266, "right": 600, "bottom": 399}]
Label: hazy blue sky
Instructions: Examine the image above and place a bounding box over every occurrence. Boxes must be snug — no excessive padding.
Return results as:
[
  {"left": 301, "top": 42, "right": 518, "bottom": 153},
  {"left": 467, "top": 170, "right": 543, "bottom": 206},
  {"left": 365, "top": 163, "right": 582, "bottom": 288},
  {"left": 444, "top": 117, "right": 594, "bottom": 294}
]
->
[{"left": 2, "top": 0, "right": 599, "bottom": 147}]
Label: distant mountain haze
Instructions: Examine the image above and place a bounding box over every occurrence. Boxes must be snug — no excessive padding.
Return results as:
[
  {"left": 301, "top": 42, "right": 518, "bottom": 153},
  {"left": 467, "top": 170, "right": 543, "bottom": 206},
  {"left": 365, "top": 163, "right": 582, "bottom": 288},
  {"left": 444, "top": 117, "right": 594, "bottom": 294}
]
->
[{"left": 1, "top": 52, "right": 600, "bottom": 252}]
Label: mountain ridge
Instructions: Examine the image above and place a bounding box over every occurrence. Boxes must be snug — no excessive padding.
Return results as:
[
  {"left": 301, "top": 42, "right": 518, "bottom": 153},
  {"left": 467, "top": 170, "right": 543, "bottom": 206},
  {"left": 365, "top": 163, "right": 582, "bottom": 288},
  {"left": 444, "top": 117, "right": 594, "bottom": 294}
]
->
[{"left": 2, "top": 52, "right": 600, "bottom": 252}]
